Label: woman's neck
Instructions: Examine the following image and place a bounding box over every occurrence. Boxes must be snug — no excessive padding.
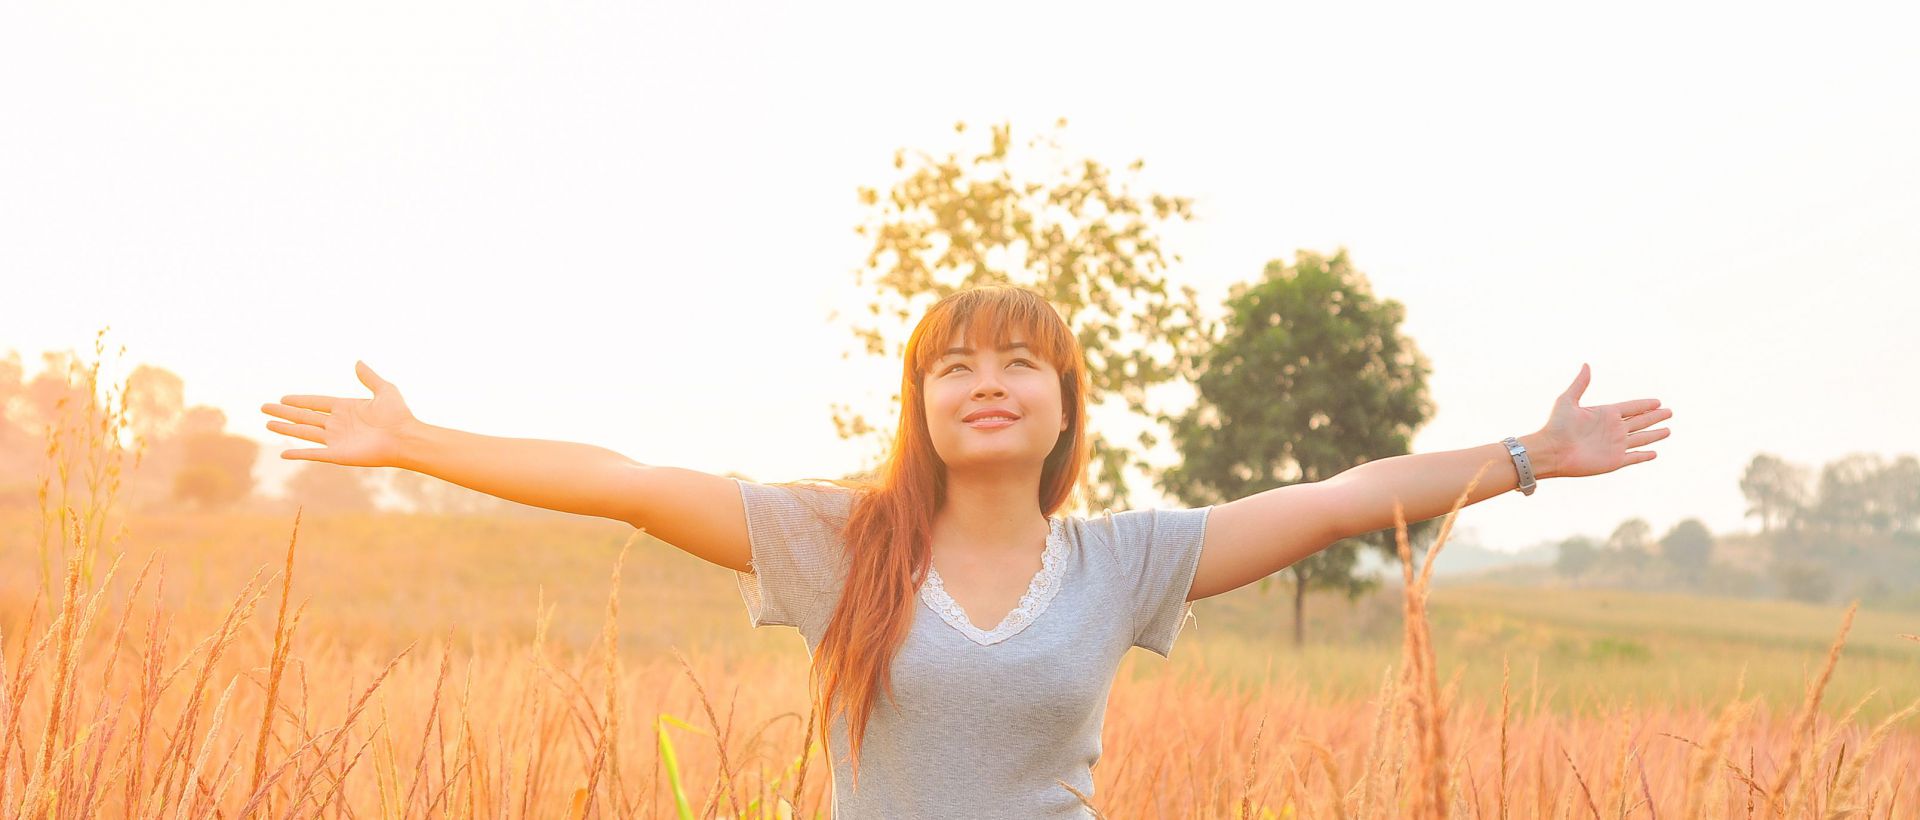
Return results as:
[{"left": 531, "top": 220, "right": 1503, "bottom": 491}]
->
[{"left": 933, "top": 469, "right": 1050, "bottom": 555}]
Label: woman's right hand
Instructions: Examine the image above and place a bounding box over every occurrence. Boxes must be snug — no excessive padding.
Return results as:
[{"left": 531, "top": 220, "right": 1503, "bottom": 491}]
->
[{"left": 261, "top": 361, "right": 419, "bottom": 468}]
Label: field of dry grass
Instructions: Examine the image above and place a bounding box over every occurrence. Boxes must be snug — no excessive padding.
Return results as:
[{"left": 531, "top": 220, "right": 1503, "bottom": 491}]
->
[
  {"left": 3, "top": 498, "right": 1917, "bottom": 818},
  {"left": 3, "top": 368, "right": 1917, "bottom": 818}
]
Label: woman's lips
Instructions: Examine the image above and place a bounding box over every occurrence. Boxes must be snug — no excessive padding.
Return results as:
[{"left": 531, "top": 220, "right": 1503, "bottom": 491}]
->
[{"left": 965, "top": 417, "right": 1018, "bottom": 429}]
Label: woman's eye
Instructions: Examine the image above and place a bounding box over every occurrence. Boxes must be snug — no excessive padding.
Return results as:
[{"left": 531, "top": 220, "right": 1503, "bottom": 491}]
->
[{"left": 942, "top": 359, "right": 1034, "bottom": 375}]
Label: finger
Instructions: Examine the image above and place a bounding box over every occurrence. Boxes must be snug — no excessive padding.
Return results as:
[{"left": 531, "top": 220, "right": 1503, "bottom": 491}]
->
[
  {"left": 1625, "top": 450, "right": 1657, "bottom": 465},
  {"left": 357, "top": 361, "right": 389, "bottom": 394},
  {"left": 261, "top": 403, "right": 329, "bottom": 427},
  {"left": 1625, "top": 407, "right": 1673, "bottom": 432},
  {"left": 1612, "top": 398, "right": 1662, "bottom": 417},
  {"left": 281, "top": 394, "right": 340, "bottom": 412},
  {"left": 1626, "top": 427, "right": 1671, "bottom": 447},
  {"left": 265, "top": 420, "right": 327, "bottom": 445},
  {"left": 281, "top": 448, "right": 337, "bottom": 463}
]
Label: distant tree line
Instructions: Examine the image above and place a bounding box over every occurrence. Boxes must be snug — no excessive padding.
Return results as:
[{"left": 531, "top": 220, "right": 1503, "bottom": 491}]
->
[
  {"left": 0, "top": 349, "right": 542, "bottom": 518},
  {"left": 1550, "top": 451, "right": 1920, "bottom": 608}
]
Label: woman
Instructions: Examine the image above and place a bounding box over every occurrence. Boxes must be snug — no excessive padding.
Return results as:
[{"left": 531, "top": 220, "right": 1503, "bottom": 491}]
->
[{"left": 260, "top": 285, "right": 1672, "bottom": 818}]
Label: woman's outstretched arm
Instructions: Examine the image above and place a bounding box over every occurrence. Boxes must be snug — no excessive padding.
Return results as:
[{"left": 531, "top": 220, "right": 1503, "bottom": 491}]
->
[
  {"left": 262, "top": 361, "right": 753, "bottom": 573},
  {"left": 1189, "top": 364, "right": 1673, "bottom": 601}
]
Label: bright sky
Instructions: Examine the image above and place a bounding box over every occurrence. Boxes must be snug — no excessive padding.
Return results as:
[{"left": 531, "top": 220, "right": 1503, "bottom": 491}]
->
[{"left": 3, "top": 2, "right": 1915, "bottom": 553}]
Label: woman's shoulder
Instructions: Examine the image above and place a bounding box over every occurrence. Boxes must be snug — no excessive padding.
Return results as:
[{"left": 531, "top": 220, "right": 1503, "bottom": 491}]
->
[
  {"left": 1061, "top": 506, "right": 1213, "bottom": 562},
  {"left": 735, "top": 477, "right": 864, "bottom": 525}
]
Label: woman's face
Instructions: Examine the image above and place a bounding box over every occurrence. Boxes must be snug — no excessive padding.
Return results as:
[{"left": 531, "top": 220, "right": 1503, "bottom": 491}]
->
[{"left": 922, "top": 332, "right": 1068, "bottom": 477}]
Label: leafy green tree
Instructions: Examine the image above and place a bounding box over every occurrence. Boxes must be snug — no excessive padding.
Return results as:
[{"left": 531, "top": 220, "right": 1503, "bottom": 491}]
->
[
  {"left": 1555, "top": 535, "right": 1600, "bottom": 579},
  {"left": 1887, "top": 455, "right": 1920, "bottom": 535},
  {"left": 1740, "top": 453, "right": 1810, "bottom": 535},
  {"left": 1811, "top": 453, "right": 1886, "bottom": 534},
  {"left": 0, "top": 351, "right": 35, "bottom": 508},
  {"left": 170, "top": 407, "right": 258, "bottom": 511},
  {"left": 1159, "top": 249, "right": 1440, "bottom": 646},
  {"left": 836, "top": 119, "right": 1207, "bottom": 512},
  {"left": 1606, "top": 517, "right": 1654, "bottom": 556},
  {"left": 1772, "top": 560, "right": 1833, "bottom": 604},
  {"left": 1660, "top": 517, "right": 1714, "bottom": 578}
]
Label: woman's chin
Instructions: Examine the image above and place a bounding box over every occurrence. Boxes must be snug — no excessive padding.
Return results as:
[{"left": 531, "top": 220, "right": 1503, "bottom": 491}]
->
[{"left": 940, "top": 447, "right": 1049, "bottom": 473}]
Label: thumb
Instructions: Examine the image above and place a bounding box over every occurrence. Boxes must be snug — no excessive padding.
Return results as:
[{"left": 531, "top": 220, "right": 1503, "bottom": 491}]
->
[
  {"left": 356, "top": 360, "right": 390, "bottom": 394},
  {"left": 1562, "top": 363, "right": 1590, "bottom": 405}
]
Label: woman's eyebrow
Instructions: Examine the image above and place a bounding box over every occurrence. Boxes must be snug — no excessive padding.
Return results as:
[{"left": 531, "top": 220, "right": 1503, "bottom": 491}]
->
[{"left": 939, "top": 342, "right": 1031, "bottom": 359}]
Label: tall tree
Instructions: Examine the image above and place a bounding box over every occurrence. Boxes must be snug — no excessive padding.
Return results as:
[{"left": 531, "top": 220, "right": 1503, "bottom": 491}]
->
[
  {"left": 1660, "top": 517, "right": 1714, "bottom": 578},
  {"left": 1886, "top": 454, "right": 1920, "bottom": 535},
  {"left": 1554, "top": 535, "right": 1600, "bottom": 579},
  {"left": 122, "top": 365, "right": 188, "bottom": 512},
  {"left": 0, "top": 351, "right": 33, "bottom": 507},
  {"left": 836, "top": 119, "right": 1207, "bottom": 512},
  {"left": 124, "top": 364, "right": 185, "bottom": 444},
  {"left": 1159, "top": 249, "right": 1440, "bottom": 646},
  {"left": 1606, "top": 518, "right": 1654, "bottom": 556},
  {"left": 171, "top": 406, "right": 258, "bottom": 511},
  {"left": 1812, "top": 453, "right": 1893, "bottom": 534},
  {"left": 1739, "top": 453, "right": 1811, "bottom": 534}
]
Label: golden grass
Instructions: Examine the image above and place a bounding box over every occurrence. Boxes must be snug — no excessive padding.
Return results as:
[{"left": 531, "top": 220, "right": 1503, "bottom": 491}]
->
[
  {"left": 4, "top": 351, "right": 1919, "bottom": 817},
  {"left": 5, "top": 505, "right": 1920, "bottom": 817}
]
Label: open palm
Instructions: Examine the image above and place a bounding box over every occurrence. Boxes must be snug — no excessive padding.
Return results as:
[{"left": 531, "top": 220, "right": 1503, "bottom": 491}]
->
[
  {"left": 1537, "top": 363, "right": 1674, "bottom": 479},
  {"left": 260, "top": 361, "right": 417, "bottom": 468}
]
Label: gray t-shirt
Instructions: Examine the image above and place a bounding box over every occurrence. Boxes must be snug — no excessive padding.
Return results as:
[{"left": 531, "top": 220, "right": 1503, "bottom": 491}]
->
[{"left": 731, "top": 478, "right": 1214, "bottom": 819}]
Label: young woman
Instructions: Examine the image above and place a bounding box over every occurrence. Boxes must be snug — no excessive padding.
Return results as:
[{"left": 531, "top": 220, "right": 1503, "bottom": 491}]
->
[{"left": 260, "top": 285, "right": 1672, "bottom": 818}]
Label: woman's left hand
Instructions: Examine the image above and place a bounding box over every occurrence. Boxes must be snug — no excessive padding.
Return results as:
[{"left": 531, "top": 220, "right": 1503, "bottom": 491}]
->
[{"left": 1534, "top": 363, "right": 1673, "bottom": 479}]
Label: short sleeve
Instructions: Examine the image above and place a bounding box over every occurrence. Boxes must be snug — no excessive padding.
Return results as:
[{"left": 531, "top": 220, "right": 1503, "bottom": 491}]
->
[
  {"left": 1099, "top": 506, "right": 1213, "bottom": 657},
  {"left": 732, "top": 478, "right": 857, "bottom": 630}
]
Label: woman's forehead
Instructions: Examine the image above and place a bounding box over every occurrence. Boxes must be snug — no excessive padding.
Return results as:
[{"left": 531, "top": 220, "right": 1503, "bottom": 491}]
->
[
  {"left": 939, "top": 314, "right": 1038, "bottom": 347},
  {"left": 938, "top": 328, "right": 1029, "bottom": 352}
]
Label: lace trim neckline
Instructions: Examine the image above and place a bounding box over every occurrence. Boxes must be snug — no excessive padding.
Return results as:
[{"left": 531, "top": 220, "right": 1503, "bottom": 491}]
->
[{"left": 919, "top": 517, "right": 1069, "bottom": 646}]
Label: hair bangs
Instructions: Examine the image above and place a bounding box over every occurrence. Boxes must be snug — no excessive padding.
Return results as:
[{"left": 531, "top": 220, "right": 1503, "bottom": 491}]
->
[{"left": 912, "top": 288, "right": 1076, "bottom": 380}]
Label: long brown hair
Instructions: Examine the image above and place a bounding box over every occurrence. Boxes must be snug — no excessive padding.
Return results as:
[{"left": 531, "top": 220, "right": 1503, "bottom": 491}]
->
[{"left": 810, "top": 285, "right": 1091, "bottom": 784}]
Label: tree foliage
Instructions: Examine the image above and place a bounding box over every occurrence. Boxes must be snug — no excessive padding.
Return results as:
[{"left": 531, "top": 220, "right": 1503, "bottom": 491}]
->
[
  {"left": 170, "top": 407, "right": 258, "bottom": 511},
  {"left": 1555, "top": 535, "right": 1600, "bottom": 578},
  {"left": 1659, "top": 517, "right": 1714, "bottom": 575},
  {"left": 1740, "top": 453, "right": 1811, "bottom": 534},
  {"left": 1158, "top": 248, "right": 1440, "bottom": 645},
  {"left": 1740, "top": 451, "right": 1920, "bottom": 537},
  {"left": 1606, "top": 517, "right": 1654, "bottom": 556},
  {"left": 836, "top": 119, "right": 1207, "bottom": 512}
]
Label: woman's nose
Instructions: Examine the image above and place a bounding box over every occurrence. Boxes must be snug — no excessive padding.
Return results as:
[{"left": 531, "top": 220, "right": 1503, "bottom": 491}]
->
[{"left": 972, "top": 376, "right": 1006, "bottom": 399}]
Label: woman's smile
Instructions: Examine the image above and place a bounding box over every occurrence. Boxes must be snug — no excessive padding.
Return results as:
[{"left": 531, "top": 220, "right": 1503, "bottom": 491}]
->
[{"left": 966, "top": 417, "right": 1018, "bottom": 430}]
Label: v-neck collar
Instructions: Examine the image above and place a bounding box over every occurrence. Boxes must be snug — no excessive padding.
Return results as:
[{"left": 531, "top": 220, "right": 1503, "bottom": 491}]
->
[{"left": 918, "top": 516, "right": 1069, "bottom": 646}]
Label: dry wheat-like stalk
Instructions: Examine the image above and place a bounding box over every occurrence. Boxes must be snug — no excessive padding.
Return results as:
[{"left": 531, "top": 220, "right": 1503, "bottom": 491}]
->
[
  {"left": 790, "top": 698, "right": 818, "bottom": 815},
  {"left": 248, "top": 511, "right": 302, "bottom": 803},
  {"left": 1561, "top": 743, "right": 1603, "bottom": 820},
  {"left": 1829, "top": 696, "right": 1920, "bottom": 812},
  {"left": 671, "top": 644, "right": 746, "bottom": 820},
  {"left": 1498, "top": 653, "right": 1511, "bottom": 820},
  {"left": 1766, "top": 600, "right": 1857, "bottom": 817},
  {"left": 1240, "top": 712, "right": 1266, "bottom": 819},
  {"left": 1297, "top": 736, "right": 1345, "bottom": 820},
  {"left": 1355, "top": 664, "right": 1397, "bottom": 817}
]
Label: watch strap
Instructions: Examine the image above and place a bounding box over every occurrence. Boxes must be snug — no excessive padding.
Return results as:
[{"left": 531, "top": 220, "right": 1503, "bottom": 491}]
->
[{"left": 1502, "top": 436, "right": 1537, "bottom": 496}]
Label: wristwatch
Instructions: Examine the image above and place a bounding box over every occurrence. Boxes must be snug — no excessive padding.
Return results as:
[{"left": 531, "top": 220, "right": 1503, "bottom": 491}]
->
[{"left": 1502, "top": 436, "right": 1537, "bottom": 496}]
